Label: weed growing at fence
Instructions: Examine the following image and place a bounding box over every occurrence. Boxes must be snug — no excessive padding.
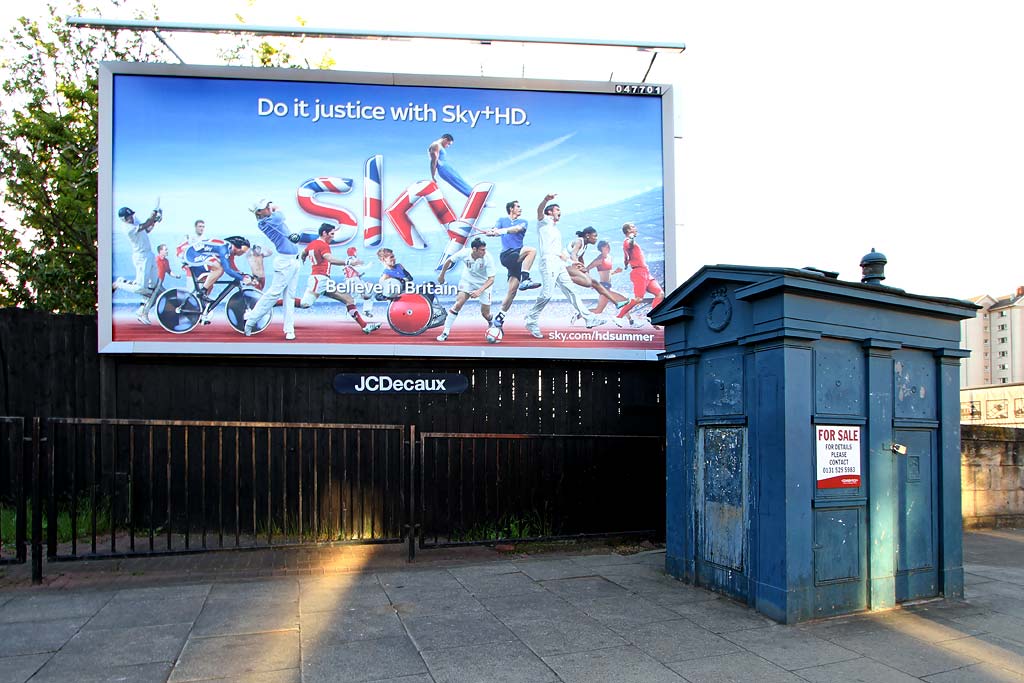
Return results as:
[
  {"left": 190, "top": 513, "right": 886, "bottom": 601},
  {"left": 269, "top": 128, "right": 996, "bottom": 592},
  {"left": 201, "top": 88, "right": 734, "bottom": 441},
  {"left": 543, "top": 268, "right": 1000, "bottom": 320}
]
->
[
  {"left": 0, "top": 503, "right": 111, "bottom": 544},
  {"left": 450, "top": 510, "right": 555, "bottom": 543},
  {"left": 0, "top": 506, "right": 18, "bottom": 547}
]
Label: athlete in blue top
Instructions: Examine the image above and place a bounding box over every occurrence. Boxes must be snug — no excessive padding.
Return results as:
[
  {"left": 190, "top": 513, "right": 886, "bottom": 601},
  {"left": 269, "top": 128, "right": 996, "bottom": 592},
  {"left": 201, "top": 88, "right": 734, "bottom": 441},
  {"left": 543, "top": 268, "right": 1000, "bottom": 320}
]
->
[
  {"left": 428, "top": 134, "right": 473, "bottom": 197},
  {"left": 244, "top": 199, "right": 300, "bottom": 339},
  {"left": 181, "top": 236, "right": 253, "bottom": 324},
  {"left": 485, "top": 200, "right": 540, "bottom": 330},
  {"left": 183, "top": 238, "right": 252, "bottom": 292}
]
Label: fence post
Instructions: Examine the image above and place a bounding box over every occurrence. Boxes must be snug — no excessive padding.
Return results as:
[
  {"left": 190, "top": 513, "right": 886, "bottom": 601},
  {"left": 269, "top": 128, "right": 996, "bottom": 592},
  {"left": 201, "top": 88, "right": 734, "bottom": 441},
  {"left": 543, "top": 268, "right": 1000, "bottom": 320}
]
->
[
  {"left": 15, "top": 418, "right": 27, "bottom": 563},
  {"left": 46, "top": 419, "right": 56, "bottom": 561},
  {"left": 31, "top": 417, "right": 43, "bottom": 584},
  {"left": 406, "top": 425, "right": 417, "bottom": 562}
]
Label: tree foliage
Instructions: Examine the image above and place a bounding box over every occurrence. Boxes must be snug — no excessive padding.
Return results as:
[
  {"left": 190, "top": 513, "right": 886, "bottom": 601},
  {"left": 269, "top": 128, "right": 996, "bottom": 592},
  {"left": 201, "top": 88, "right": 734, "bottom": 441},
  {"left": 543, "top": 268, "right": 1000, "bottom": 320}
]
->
[
  {"left": 0, "top": 2, "right": 168, "bottom": 313},
  {"left": 0, "top": 3, "right": 335, "bottom": 313},
  {"left": 218, "top": 14, "right": 336, "bottom": 70}
]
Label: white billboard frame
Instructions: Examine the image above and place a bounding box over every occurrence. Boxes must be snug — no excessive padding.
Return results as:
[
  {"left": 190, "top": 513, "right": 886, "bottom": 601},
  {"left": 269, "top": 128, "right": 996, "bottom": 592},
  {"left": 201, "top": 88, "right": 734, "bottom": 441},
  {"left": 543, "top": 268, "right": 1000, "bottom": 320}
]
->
[{"left": 98, "top": 62, "right": 675, "bottom": 360}]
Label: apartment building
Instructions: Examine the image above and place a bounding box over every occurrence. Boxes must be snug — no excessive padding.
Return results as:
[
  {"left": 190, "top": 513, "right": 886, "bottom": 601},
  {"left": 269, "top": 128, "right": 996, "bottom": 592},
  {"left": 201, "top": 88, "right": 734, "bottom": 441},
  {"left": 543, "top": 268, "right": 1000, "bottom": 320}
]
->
[{"left": 960, "top": 287, "right": 1024, "bottom": 387}]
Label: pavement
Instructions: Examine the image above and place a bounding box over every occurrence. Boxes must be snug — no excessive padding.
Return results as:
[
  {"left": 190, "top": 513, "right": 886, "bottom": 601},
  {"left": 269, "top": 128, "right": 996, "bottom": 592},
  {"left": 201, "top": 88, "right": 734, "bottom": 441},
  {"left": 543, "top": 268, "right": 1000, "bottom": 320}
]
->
[{"left": 0, "top": 529, "right": 1022, "bottom": 682}]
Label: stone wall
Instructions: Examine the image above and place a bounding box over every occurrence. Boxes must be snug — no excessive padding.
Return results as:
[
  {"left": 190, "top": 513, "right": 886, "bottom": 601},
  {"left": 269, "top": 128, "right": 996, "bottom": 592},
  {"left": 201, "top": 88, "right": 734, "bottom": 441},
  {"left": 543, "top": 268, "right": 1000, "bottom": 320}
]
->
[{"left": 962, "top": 425, "right": 1024, "bottom": 529}]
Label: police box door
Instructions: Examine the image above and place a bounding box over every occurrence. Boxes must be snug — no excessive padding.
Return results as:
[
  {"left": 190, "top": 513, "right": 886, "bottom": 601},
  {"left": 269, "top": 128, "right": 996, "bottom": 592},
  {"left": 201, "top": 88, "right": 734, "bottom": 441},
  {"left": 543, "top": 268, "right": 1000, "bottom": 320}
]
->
[{"left": 893, "top": 428, "right": 938, "bottom": 602}]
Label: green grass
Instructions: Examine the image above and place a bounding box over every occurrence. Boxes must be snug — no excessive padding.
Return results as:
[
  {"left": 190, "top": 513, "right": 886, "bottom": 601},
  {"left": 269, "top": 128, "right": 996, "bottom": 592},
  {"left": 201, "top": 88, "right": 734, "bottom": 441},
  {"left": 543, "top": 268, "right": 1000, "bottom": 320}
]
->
[
  {"left": 449, "top": 511, "right": 555, "bottom": 543},
  {"left": 0, "top": 503, "right": 112, "bottom": 545}
]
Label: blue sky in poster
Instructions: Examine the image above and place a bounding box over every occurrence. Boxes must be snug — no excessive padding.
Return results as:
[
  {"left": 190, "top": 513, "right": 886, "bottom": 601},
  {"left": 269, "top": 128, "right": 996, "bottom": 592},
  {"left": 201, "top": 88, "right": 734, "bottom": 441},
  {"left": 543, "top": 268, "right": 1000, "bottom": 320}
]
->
[{"left": 111, "top": 74, "right": 665, "bottom": 280}]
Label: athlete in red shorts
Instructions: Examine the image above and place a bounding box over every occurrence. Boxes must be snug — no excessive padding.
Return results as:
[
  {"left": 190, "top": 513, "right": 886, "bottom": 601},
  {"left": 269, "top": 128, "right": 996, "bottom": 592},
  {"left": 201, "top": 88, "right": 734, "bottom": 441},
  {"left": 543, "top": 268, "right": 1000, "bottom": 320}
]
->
[
  {"left": 296, "top": 223, "right": 381, "bottom": 334},
  {"left": 617, "top": 222, "right": 664, "bottom": 323}
]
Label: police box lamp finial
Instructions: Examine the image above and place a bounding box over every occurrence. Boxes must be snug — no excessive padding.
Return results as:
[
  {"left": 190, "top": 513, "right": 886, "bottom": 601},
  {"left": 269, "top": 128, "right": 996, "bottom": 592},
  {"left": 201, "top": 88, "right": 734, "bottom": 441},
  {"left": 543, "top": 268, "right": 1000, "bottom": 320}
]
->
[{"left": 860, "top": 248, "right": 887, "bottom": 285}]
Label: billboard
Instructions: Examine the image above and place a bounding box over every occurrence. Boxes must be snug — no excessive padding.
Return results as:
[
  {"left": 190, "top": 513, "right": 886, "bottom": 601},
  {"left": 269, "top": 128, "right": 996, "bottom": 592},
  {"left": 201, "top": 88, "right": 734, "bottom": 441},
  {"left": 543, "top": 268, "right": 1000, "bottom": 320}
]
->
[{"left": 99, "top": 63, "right": 674, "bottom": 360}]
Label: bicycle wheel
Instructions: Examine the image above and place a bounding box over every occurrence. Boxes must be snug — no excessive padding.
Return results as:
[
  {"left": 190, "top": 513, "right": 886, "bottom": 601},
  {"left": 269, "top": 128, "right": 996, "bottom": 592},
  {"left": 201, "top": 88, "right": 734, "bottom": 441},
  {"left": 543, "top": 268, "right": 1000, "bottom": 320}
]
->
[
  {"left": 226, "top": 288, "right": 272, "bottom": 335},
  {"left": 155, "top": 289, "right": 202, "bottom": 333}
]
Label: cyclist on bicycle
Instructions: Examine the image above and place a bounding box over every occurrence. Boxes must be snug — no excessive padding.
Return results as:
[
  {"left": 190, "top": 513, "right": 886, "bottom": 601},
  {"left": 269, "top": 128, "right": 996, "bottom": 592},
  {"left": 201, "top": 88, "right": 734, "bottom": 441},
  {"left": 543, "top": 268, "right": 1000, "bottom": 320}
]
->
[{"left": 181, "top": 236, "right": 253, "bottom": 324}]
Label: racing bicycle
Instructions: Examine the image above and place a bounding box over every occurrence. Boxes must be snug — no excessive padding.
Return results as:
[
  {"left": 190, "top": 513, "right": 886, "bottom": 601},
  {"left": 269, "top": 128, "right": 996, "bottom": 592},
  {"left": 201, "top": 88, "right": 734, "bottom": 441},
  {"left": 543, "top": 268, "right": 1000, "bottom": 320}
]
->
[{"left": 154, "top": 267, "right": 271, "bottom": 335}]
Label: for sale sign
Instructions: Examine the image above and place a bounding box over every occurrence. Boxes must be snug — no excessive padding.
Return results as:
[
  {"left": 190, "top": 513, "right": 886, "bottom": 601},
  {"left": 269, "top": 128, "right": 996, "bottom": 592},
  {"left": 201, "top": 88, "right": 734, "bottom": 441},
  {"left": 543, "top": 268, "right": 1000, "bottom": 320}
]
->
[{"left": 816, "top": 426, "right": 862, "bottom": 489}]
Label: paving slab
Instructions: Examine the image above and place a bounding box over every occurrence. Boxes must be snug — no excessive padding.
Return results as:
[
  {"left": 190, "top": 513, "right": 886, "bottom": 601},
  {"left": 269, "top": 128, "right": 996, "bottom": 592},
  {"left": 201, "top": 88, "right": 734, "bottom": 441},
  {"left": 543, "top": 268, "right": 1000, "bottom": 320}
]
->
[
  {"left": 451, "top": 569, "right": 546, "bottom": 597},
  {"left": 379, "top": 568, "right": 465, "bottom": 592},
  {"left": 514, "top": 558, "right": 594, "bottom": 582},
  {"left": 301, "top": 635, "right": 426, "bottom": 683},
  {"left": 722, "top": 625, "right": 860, "bottom": 670},
  {"left": 0, "top": 618, "right": 85, "bottom": 657},
  {"left": 299, "top": 580, "right": 391, "bottom": 613},
  {"left": 875, "top": 611, "right": 986, "bottom": 643},
  {"left": 39, "top": 623, "right": 190, "bottom": 679},
  {"left": 497, "top": 612, "right": 628, "bottom": 656},
  {"left": 669, "top": 596, "right": 775, "bottom": 633},
  {"left": 616, "top": 617, "right": 743, "bottom": 663},
  {"left": 0, "top": 653, "right": 49, "bottom": 683},
  {"left": 571, "top": 552, "right": 645, "bottom": 567},
  {"left": 924, "top": 662, "right": 1024, "bottom": 682},
  {"left": 0, "top": 591, "right": 112, "bottom": 623},
  {"left": 447, "top": 563, "right": 523, "bottom": 578},
  {"left": 797, "top": 613, "right": 896, "bottom": 642},
  {"left": 192, "top": 596, "right": 299, "bottom": 636},
  {"left": 544, "top": 643, "right": 685, "bottom": 683},
  {"left": 388, "top": 587, "right": 484, "bottom": 616},
  {"left": 170, "top": 631, "right": 300, "bottom": 682},
  {"left": 206, "top": 578, "right": 299, "bottom": 602},
  {"left": 541, "top": 575, "right": 632, "bottom": 602},
  {"left": 107, "top": 583, "right": 211, "bottom": 602},
  {"left": 480, "top": 590, "right": 577, "bottom": 621},
  {"left": 839, "top": 630, "right": 980, "bottom": 677},
  {"left": 174, "top": 670, "right": 301, "bottom": 683},
  {"left": 83, "top": 595, "right": 207, "bottom": 630},
  {"left": 795, "top": 656, "right": 922, "bottom": 682},
  {"left": 941, "top": 611, "right": 1024, "bottom": 645},
  {"left": 422, "top": 639, "right": 558, "bottom": 683},
  {"left": 300, "top": 605, "right": 405, "bottom": 643},
  {"left": 29, "top": 661, "right": 173, "bottom": 683},
  {"left": 402, "top": 608, "right": 517, "bottom": 651},
  {"left": 942, "top": 633, "right": 1024, "bottom": 676},
  {"left": 575, "top": 592, "right": 680, "bottom": 630},
  {"left": 666, "top": 651, "right": 807, "bottom": 683}
]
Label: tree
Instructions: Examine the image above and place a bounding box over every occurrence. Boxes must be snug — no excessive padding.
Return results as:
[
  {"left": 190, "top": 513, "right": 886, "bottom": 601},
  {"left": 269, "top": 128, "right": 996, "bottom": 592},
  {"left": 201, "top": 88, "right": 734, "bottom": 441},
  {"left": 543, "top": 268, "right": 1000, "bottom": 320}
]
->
[
  {"left": 218, "top": 14, "right": 336, "bottom": 70},
  {"left": 0, "top": 3, "right": 338, "bottom": 313},
  {"left": 0, "top": 2, "right": 168, "bottom": 313}
]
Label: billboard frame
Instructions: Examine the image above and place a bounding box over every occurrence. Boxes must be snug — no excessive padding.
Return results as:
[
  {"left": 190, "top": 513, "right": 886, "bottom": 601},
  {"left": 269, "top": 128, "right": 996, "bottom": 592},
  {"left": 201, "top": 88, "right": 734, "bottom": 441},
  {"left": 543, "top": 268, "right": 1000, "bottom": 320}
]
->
[{"left": 98, "top": 61, "right": 675, "bottom": 360}]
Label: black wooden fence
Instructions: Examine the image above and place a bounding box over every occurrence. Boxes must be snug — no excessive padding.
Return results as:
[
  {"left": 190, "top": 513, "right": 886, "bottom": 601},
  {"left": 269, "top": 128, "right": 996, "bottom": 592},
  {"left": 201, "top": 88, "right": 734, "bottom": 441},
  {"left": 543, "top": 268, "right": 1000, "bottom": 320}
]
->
[
  {"left": 417, "top": 432, "right": 664, "bottom": 547},
  {"left": 3, "top": 417, "right": 665, "bottom": 581},
  {"left": 0, "top": 309, "right": 668, "bottom": 581},
  {"left": 0, "top": 417, "right": 27, "bottom": 565}
]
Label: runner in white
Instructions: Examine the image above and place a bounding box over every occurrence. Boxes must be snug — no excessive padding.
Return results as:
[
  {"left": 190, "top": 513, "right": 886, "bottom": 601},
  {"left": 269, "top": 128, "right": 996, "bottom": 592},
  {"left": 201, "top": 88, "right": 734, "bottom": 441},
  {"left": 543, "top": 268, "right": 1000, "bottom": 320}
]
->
[
  {"left": 523, "top": 193, "right": 607, "bottom": 338},
  {"left": 435, "top": 237, "right": 496, "bottom": 342}
]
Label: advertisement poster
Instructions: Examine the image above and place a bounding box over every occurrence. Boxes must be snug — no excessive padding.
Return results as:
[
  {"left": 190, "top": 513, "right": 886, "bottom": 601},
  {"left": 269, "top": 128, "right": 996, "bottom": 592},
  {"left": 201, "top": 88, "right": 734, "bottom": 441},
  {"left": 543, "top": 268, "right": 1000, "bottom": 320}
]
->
[
  {"left": 815, "top": 426, "right": 862, "bottom": 489},
  {"left": 99, "top": 64, "right": 673, "bottom": 360}
]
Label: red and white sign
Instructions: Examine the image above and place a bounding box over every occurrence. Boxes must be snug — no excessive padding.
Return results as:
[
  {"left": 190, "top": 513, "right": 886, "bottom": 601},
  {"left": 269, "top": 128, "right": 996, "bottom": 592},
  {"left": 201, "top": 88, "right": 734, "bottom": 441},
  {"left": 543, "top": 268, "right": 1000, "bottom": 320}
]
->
[{"left": 816, "top": 426, "right": 862, "bottom": 489}]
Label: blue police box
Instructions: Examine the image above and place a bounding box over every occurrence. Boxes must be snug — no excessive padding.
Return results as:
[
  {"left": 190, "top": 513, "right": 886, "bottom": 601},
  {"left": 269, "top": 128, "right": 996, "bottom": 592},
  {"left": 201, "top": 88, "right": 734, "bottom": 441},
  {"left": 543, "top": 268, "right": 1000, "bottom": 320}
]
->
[{"left": 649, "top": 260, "right": 977, "bottom": 623}]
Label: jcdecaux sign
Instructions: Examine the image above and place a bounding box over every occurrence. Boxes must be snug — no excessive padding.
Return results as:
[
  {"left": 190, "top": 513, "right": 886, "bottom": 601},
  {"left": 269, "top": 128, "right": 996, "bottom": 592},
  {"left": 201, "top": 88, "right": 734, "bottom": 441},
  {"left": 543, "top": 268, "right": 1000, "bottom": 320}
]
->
[{"left": 333, "top": 373, "right": 468, "bottom": 394}]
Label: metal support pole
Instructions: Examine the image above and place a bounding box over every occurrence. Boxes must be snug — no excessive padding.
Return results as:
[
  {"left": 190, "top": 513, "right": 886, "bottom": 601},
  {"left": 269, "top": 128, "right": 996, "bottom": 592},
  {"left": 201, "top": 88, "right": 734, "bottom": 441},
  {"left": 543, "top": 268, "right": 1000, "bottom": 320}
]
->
[{"left": 31, "top": 418, "right": 43, "bottom": 584}]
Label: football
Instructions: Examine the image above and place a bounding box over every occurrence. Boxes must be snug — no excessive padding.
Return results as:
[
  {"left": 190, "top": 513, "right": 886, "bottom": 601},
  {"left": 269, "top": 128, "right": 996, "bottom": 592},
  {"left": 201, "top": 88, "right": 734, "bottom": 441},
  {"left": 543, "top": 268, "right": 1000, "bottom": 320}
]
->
[{"left": 485, "top": 325, "right": 503, "bottom": 344}]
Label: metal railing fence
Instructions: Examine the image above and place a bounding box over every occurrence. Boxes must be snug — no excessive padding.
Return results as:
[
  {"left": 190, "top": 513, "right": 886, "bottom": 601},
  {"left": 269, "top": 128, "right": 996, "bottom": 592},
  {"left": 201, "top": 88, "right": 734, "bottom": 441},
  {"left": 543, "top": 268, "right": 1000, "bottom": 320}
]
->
[
  {"left": 44, "top": 418, "right": 408, "bottom": 562},
  {"left": 4, "top": 416, "right": 666, "bottom": 581},
  {"left": 0, "top": 417, "right": 27, "bottom": 565},
  {"left": 415, "top": 432, "right": 665, "bottom": 549}
]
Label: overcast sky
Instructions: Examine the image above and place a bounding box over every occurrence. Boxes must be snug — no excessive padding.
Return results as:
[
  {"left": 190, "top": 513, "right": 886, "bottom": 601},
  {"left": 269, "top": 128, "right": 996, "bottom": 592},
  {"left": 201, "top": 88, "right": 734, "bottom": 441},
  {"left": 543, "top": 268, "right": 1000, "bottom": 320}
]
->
[{"left": 3, "top": 0, "right": 1023, "bottom": 299}]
